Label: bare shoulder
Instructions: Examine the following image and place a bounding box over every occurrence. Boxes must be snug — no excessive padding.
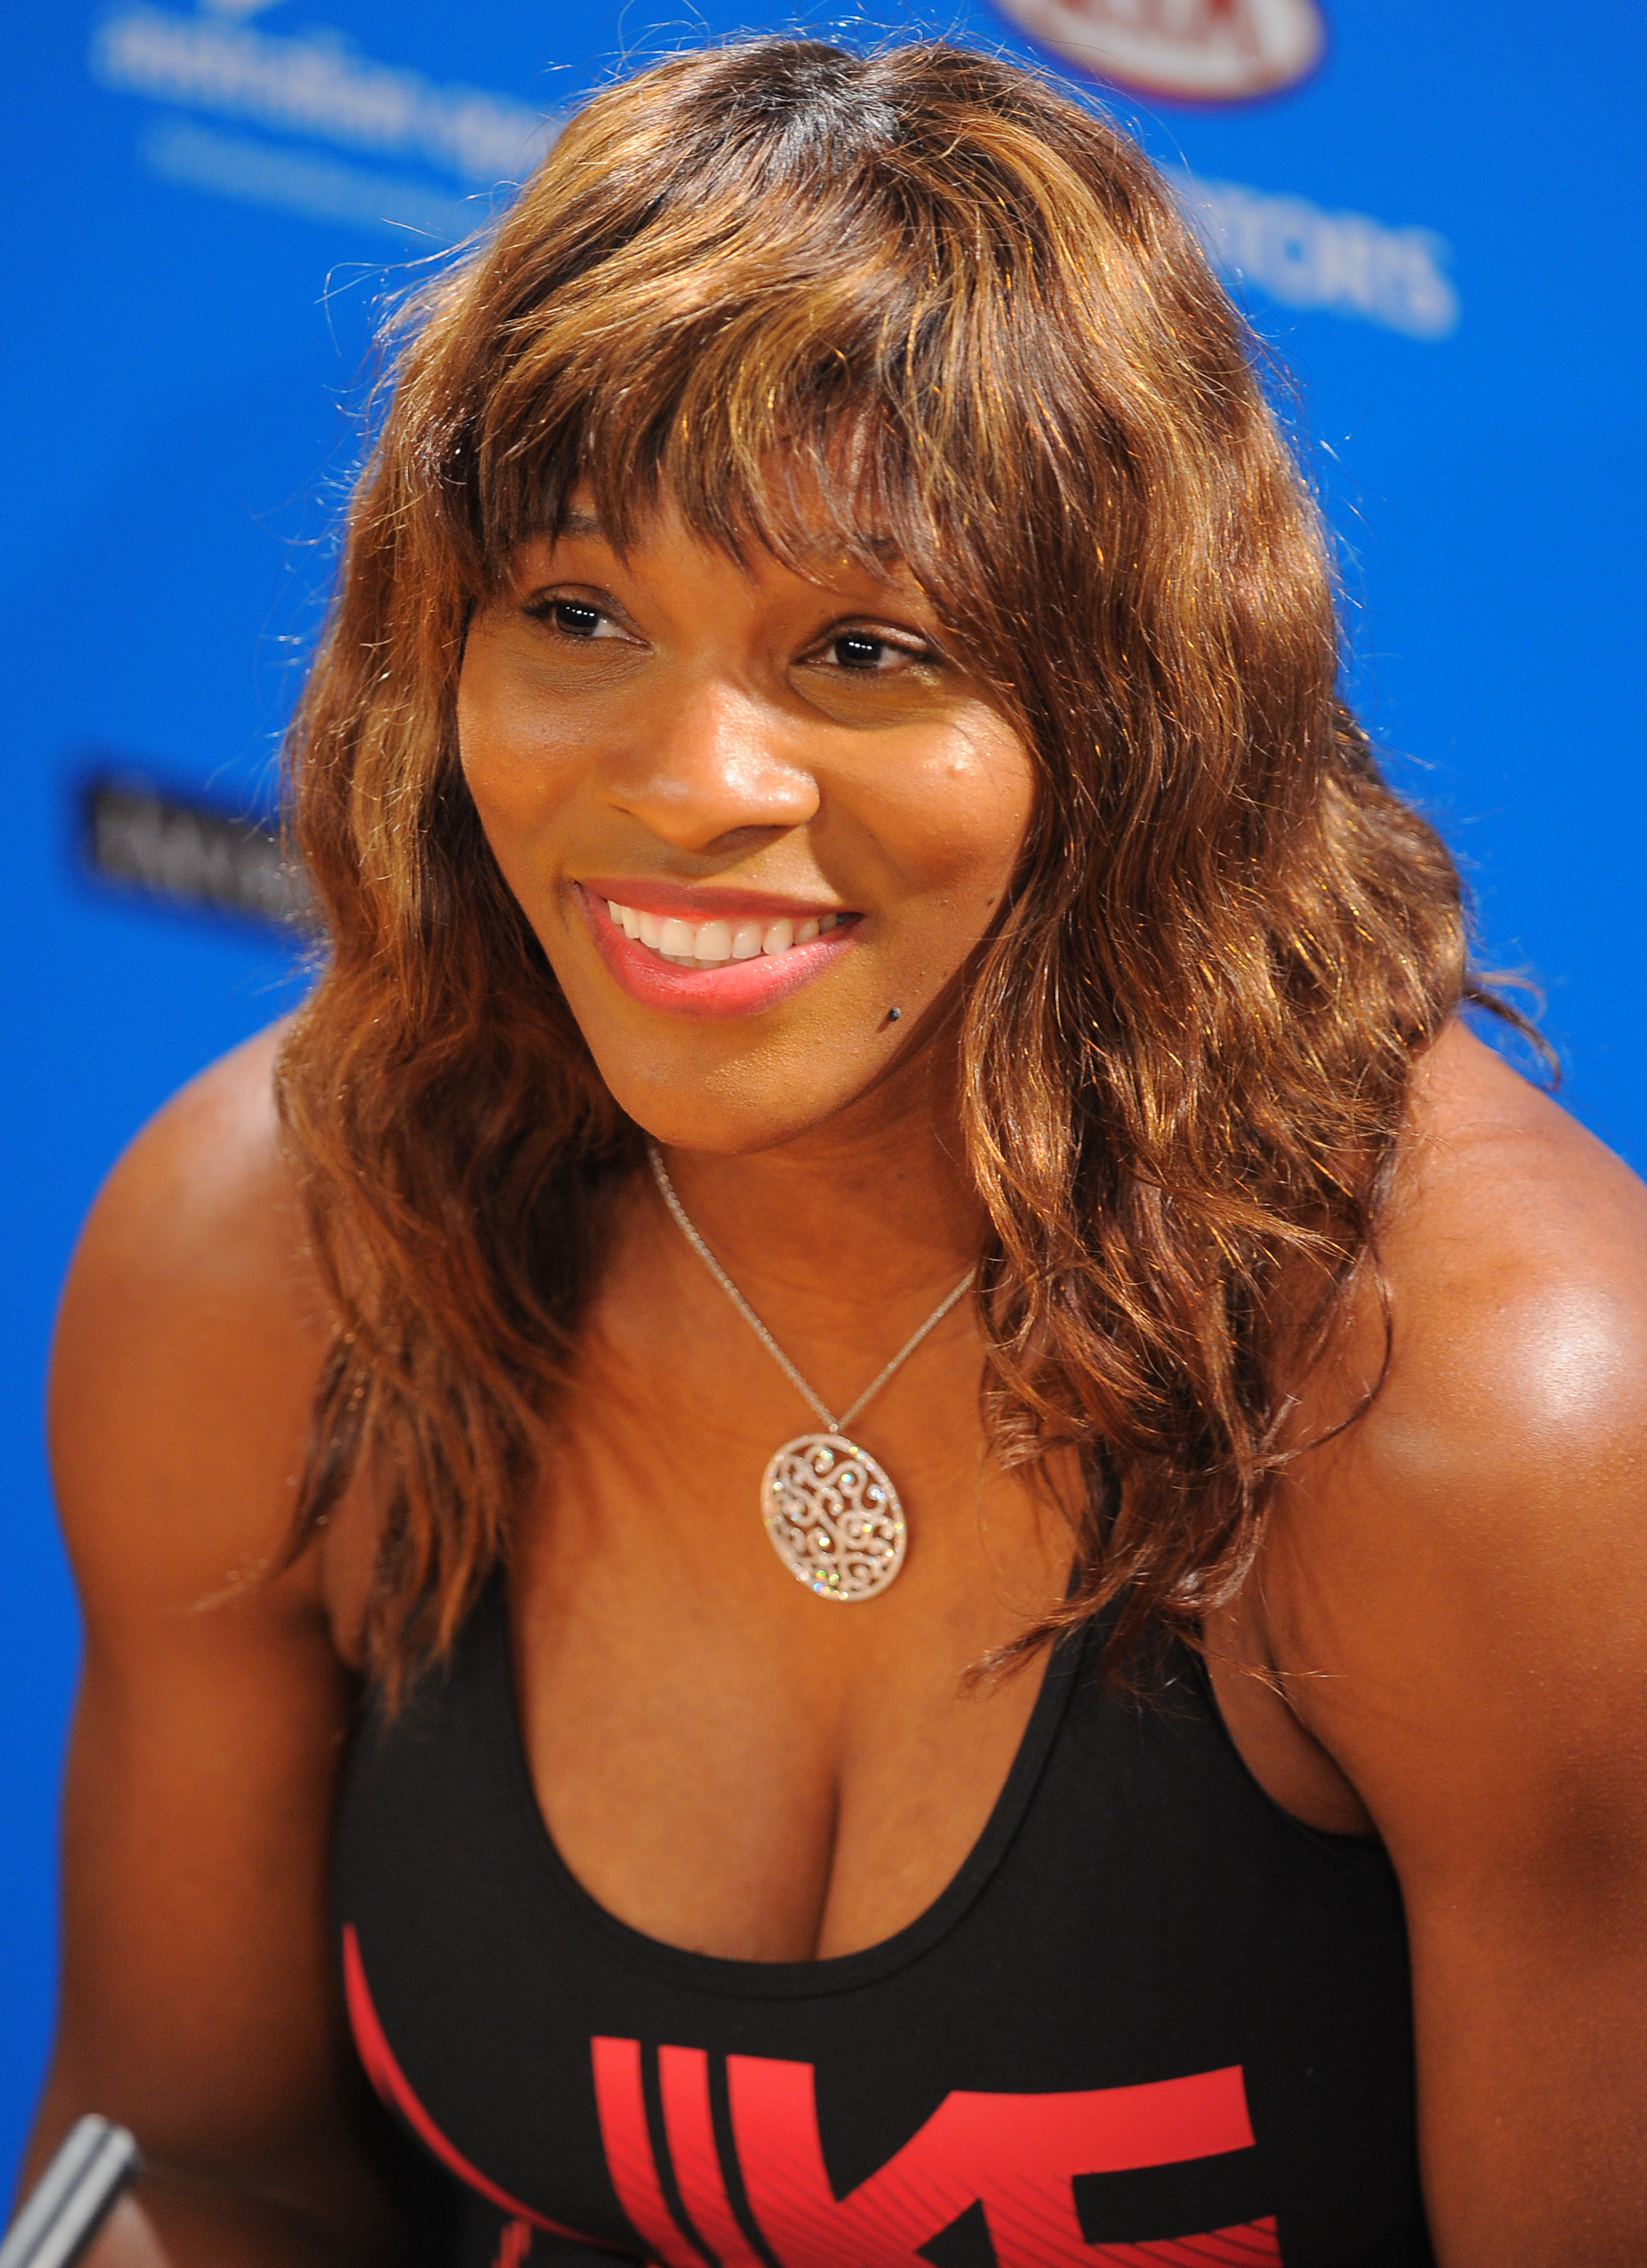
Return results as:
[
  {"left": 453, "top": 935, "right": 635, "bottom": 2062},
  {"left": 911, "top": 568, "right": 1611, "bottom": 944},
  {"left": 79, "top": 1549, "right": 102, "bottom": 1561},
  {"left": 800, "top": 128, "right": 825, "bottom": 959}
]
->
[
  {"left": 1335, "top": 1017, "right": 1647, "bottom": 1540},
  {"left": 1388, "top": 1014, "right": 1647, "bottom": 1395},
  {"left": 50, "top": 1022, "right": 336, "bottom": 1625},
  {"left": 62, "top": 1021, "right": 310, "bottom": 1310},
  {"left": 1260, "top": 1017, "right": 1647, "bottom": 1840}
]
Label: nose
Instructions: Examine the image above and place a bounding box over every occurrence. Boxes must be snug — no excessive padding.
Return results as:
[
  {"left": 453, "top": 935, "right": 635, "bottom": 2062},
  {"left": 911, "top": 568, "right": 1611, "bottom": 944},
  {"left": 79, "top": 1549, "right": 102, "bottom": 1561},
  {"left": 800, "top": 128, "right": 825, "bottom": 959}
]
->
[{"left": 599, "top": 677, "right": 819, "bottom": 855}]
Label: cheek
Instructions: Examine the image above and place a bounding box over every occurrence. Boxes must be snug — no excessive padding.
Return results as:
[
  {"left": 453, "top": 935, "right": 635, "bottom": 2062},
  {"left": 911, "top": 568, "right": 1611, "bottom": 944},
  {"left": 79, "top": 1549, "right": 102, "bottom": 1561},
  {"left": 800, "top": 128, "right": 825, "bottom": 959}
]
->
[
  {"left": 455, "top": 653, "right": 529, "bottom": 834},
  {"left": 455, "top": 640, "right": 586, "bottom": 848},
  {"left": 877, "top": 723, "right": 1035, "bottom": 910}
]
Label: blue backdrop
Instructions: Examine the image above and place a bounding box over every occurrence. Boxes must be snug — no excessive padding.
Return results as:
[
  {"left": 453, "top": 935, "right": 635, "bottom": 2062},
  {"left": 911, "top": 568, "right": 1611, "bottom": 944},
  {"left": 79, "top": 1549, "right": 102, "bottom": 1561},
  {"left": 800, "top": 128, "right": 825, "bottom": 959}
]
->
[{"left": 3, "top": 0, "right": 1643, "bottom": 2176}]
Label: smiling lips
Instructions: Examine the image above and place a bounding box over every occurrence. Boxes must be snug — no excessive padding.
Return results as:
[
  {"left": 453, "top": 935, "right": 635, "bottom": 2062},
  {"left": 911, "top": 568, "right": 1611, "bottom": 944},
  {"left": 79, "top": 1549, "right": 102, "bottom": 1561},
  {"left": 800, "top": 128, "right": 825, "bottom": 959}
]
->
[
  {"left": 604, "top": 897, "right": 846, "bottom": 970},
  {"left": 579, "top": 883, "right": 859, "bottom": 1019}
]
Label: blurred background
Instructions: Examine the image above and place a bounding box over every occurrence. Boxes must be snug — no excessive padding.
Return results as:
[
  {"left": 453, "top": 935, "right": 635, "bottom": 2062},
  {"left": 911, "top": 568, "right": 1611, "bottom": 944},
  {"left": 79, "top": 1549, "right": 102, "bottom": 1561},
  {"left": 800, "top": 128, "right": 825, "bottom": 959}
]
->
[{"left": 3, "top": 0, "right": 1642, "bottom": 2180}]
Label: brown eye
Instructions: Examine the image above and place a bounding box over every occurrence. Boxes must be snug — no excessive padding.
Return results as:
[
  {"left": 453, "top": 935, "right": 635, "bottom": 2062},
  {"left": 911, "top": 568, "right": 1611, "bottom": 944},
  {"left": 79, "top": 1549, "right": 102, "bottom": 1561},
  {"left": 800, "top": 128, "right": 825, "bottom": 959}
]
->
[
  {"left": 553, "top": 601, "right": 604, "bottom": 638},
  {"left": 822, "top": 630, "right": 932, "bottom": 673}
]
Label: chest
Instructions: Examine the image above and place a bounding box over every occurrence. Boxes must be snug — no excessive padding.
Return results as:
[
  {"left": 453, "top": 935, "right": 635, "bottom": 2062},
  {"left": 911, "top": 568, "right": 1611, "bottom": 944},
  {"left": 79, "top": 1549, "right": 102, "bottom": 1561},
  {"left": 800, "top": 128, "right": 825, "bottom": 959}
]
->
[
  {"left": 335, "top": 1588, "right": 1433, "bottom": 2268},
  {"left": 505, "top": 1388, "right": 1071, "bottom": 1961}
]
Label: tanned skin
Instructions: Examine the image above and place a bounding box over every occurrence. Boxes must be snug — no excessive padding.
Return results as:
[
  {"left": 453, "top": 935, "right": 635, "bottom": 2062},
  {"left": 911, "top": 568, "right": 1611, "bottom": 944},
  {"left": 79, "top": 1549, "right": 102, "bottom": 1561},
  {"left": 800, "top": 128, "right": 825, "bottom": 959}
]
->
[{"left": 28, "top": 500, "right": 1647, "bottom": 2264}]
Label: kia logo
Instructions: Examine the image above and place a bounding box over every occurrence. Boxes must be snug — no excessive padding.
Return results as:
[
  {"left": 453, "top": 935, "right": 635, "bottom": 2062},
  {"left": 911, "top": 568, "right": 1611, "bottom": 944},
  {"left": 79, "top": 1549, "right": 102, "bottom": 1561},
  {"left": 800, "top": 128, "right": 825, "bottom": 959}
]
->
[{"left": 989, "top": 0, "right": 1326, "bottom": 102}]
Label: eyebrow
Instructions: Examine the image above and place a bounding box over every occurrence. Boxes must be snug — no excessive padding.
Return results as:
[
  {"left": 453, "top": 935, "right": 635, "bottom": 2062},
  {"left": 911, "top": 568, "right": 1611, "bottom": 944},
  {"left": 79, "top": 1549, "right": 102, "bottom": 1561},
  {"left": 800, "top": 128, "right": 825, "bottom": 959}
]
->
[{"left": 557, "top": 508, "right": 605, "bottom": 540}]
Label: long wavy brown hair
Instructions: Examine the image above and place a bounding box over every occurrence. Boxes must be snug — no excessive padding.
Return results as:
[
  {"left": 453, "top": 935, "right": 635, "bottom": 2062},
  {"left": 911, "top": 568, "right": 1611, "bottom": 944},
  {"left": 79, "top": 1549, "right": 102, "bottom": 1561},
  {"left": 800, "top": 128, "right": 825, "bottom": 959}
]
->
[{"left": 279, "top": 36, "right": 1490, "bottom": 1686}]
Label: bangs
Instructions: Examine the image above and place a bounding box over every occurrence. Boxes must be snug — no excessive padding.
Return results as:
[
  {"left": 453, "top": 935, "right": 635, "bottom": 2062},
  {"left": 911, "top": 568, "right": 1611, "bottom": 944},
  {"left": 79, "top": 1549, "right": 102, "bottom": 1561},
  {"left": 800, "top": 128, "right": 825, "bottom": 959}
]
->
[
  {"left": 468, "top": 92, "right": 1020, "bottom": 591},
  {"left": 415, "top": 38, "right": 1237, "bottom": 667}
]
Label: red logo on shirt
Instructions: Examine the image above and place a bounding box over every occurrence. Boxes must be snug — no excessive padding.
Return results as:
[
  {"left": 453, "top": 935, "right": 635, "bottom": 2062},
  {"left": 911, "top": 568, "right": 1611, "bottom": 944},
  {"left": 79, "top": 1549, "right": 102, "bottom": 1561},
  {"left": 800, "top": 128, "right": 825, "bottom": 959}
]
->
[{"left": 343, "top": 1927, "right": 1280, "bottom": 2266}]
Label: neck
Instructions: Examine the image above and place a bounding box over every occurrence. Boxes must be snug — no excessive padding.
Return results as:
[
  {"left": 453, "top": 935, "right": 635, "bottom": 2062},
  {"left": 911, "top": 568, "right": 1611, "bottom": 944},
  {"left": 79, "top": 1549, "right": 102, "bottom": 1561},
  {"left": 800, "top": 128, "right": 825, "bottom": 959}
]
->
[{"left": 652, "top": 1039, "right": 982, "bottom": 1330}]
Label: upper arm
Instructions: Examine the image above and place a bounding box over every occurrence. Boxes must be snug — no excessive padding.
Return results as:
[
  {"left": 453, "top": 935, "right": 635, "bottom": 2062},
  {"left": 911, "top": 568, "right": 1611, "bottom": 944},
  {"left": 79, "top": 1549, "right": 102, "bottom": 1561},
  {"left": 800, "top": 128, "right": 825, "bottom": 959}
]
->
[
  {"left": 36, "top": 1026, "right": 391, "bottom": 2246},
  {"left": 1261, "top": 1046, "right": 1647, "bottom": 2265}
]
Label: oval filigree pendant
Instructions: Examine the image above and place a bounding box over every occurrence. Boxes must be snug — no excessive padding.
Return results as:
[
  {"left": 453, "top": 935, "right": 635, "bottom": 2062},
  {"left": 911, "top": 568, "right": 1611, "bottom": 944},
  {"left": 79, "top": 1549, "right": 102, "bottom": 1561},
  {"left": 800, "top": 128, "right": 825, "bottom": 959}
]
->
[{"left": 760, "top": 1433, "right": 906, "bottom": 1602}]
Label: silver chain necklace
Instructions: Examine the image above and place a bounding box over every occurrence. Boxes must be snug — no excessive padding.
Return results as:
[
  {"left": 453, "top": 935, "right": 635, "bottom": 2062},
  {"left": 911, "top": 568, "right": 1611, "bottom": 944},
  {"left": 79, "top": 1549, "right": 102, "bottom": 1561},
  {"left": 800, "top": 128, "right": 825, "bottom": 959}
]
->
[{"left": 647, "top": 1143, "right": 974, "bottom": 1603}]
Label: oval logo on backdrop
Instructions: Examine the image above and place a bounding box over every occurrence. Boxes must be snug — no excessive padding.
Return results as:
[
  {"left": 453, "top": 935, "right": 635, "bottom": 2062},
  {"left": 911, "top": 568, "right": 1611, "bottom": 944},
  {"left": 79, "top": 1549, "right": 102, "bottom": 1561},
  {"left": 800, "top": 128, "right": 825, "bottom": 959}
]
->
[{"left": 990, "top": 0, "right": 1326, "bottom": 102}]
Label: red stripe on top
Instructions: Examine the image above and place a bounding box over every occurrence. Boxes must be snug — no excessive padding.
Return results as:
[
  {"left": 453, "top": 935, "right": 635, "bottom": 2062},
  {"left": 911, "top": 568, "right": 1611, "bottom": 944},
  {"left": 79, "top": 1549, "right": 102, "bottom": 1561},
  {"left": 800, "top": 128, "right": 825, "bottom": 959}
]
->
[
  {"left": 341, "top": 1923, "right": 618, "bottom": 2252},
  {"left": 658, "top": 2045, "right": 769, "bottom": 2268},
  {"left": 591, "top": 2036, "right": 709, "bottom": 2268}
]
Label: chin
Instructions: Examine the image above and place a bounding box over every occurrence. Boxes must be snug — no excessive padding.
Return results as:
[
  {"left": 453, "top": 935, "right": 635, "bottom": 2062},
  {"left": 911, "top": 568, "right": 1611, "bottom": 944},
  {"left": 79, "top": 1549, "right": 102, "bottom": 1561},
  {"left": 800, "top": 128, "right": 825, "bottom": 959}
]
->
[
  {"left": 603, "top": 1070, "right": 873, "bottom": 1159},
  {"left": 549, "top": 951, "right": 932, "bottom": 1159},
  {"left": 577, "top": 1023, "right": 914, "bottom": 1158}
]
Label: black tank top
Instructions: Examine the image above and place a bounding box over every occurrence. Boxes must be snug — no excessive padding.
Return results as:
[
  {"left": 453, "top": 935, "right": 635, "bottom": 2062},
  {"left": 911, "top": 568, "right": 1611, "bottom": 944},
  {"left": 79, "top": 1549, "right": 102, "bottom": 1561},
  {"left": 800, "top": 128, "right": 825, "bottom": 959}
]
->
[{"left": 334, "top": 1581, "right": 1433, "bottom": 2268}]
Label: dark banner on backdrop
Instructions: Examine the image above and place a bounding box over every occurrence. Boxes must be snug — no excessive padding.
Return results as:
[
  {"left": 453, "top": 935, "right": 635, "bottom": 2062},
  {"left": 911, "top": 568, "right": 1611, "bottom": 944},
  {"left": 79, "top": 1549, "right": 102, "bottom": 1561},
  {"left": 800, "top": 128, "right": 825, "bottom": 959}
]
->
[{"left": 2, "top": 0, "right": 1642, "bottom": 2173}]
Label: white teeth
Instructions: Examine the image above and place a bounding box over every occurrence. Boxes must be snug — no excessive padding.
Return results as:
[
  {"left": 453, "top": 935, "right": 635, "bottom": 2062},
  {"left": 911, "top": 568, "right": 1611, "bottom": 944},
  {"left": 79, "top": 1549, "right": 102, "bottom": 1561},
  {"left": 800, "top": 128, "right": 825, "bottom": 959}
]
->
[{"left": 605, "top": 899, "right": 846, "bottom": 968}]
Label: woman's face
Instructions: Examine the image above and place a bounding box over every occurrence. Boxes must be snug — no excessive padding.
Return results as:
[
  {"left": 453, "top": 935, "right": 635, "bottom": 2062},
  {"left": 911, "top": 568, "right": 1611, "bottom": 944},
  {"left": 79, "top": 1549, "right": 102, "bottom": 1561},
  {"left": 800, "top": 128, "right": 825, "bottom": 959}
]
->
[{"left": 457, "top": 491, "right": 1034, "bottom": 1155}]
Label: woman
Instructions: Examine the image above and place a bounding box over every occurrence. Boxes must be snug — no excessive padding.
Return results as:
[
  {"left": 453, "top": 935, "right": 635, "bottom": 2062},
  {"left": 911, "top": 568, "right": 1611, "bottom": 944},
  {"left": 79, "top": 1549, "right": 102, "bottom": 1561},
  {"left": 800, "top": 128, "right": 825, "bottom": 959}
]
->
[{"left": 27, "top": 35, "right": 1647, "bottom": 2268}]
